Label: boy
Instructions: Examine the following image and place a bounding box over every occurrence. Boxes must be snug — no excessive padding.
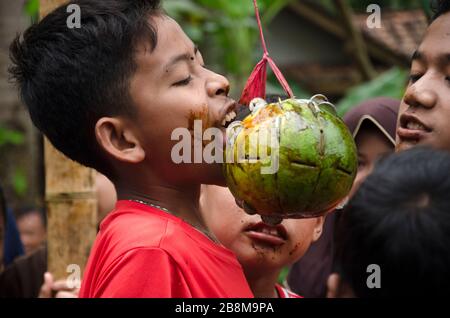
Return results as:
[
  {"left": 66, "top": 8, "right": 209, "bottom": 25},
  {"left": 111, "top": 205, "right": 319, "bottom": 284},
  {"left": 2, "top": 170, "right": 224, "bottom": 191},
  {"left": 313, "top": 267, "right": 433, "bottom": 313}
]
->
[
  {"left": 327, "top": 147, "right": 450, "bottom": 297},
  {"left": 396, "top": 0, "right": 450, "bottom": 152},
  {"left": 9, "top": 0, "right": 252, "bottom": 297},
  {"left": 200, "top": 185, "right": 324, "bottom": 298}
]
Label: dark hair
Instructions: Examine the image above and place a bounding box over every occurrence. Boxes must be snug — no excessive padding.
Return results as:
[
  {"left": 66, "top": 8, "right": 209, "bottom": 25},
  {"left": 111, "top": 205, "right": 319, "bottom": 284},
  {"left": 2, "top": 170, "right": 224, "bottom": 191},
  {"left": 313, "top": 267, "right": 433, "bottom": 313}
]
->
[
  {"left": 9, "top": 0, "right": 162, "bottom": 176},
  {"left": 335, "top": 147, "right": 450, "bottom": 297},
  {"left": 14, "top": 206, "right": 47, "bottom": 228},
  {"left": 431, "top": 0, "right": 450, "bottom": 21}
]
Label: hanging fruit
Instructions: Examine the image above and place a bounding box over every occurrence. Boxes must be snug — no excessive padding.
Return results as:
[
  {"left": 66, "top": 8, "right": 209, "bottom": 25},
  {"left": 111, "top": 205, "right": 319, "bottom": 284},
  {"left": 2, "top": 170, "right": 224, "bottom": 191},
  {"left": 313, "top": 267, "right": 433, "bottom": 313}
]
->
[
  {"left": 224, "top": 95, "right": 357, "bottom": 225},
  {"left": 223, "top": 1, "right": 357, "bottom": 225}
]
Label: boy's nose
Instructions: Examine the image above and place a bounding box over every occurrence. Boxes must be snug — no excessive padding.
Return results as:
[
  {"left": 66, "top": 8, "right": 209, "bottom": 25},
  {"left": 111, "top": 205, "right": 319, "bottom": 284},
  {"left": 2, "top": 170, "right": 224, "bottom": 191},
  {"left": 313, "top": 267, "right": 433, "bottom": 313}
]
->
[
  {"left": 206, "top": 72, "right": 230, "bottom": 97},
  {"left": 403, "top": 81, "right": 437, "bottom": 110}
]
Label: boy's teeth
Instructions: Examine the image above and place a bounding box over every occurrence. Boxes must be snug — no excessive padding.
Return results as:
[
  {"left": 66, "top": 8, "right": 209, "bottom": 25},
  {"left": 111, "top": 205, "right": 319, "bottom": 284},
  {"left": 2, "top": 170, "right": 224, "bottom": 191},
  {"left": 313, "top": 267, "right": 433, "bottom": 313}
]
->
[
  {"left": 258, "top": 227, "right": 279, "bottom": 237},
  {"left": 407, "top": 122, "right": 425, "bottom": 130},
  {"left": 221, "top": 111, "right": 238, "bottom": 127}
]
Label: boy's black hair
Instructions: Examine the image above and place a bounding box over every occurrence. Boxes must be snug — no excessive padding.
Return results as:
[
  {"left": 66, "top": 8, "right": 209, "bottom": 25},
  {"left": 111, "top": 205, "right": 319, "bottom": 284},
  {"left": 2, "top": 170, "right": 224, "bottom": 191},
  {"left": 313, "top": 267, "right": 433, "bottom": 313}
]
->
[
  {"left": 14, "top": 206, "right": 47, "bottom": 228},
  {"left": 9, "top": 0, "right": 162, "bottom": 176},
  {"left": 335, "top": 147, "right": 450, "bottom": 297},
  {"left": 431, "top": 0, "right": 450, "bottom": 20}
]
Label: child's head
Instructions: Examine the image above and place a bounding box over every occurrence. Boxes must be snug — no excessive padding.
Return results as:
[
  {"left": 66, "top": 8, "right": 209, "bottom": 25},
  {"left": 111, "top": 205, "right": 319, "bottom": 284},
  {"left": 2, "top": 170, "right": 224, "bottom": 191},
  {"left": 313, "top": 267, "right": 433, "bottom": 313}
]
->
[
  {"left": 344, "top": 97, "right": 399, "bottom": 198},
  {"left": 14, "top": 207, "right": 47, "bottom": 255},
  {"left": 9, "top": 0, "right": 233, "bottom": 187},
  {"left": 330, "top": 147, "right": 450, "bottom": 297},
  {"left": 199, "top": 185, "right": 324, "bottom": 275},
  {"left": 396, "top": 1, "right": 450, "bottom": 152}
]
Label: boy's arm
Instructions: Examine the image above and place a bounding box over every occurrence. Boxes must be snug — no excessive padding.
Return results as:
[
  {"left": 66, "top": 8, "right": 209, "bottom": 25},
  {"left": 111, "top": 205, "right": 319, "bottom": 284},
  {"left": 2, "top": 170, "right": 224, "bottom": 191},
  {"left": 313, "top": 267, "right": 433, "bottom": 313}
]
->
[{"left": 92, "top": 248, "right": 190, "bottom": 298}]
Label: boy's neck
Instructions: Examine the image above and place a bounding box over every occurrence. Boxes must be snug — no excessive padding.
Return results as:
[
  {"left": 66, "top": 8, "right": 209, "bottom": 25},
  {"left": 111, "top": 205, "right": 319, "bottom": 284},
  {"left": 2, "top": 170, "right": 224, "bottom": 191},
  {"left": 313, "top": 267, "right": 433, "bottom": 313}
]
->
[
  {"left": 244, "top": 267, "right": 281, "bottom": 298},
  {"left": 116, "top": 182, "right": 211, "bottom": 239}
]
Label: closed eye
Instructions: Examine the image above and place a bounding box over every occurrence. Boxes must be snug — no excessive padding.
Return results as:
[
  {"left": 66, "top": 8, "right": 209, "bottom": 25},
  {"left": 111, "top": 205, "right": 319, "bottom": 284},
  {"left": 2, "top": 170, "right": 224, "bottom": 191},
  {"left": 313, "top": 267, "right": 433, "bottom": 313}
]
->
[{"left": 173, "top": 75, "right": 193, "bottom": 86}]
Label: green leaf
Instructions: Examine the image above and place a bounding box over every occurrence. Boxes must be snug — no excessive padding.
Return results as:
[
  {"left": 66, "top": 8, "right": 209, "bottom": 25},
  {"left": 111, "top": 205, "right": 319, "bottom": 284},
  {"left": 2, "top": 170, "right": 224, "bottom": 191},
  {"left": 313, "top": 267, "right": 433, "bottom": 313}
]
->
[
  {"left": 262, "top": 0, "right": 296, "bottom": 24},
  {"left": 24, "top": 0, "right": 39, "bottom": 21},
  {"left": 0, "top": 126, "right": 25, "bottom": 146},
  {"left": 336, "top": 67, "right": 408, "bottom": 116},
  {"left": 13, "top": 168, "right": 27, "bottom": 197},
  {"left": 163, "top": 0, "right": 209, "bottom": 20}
]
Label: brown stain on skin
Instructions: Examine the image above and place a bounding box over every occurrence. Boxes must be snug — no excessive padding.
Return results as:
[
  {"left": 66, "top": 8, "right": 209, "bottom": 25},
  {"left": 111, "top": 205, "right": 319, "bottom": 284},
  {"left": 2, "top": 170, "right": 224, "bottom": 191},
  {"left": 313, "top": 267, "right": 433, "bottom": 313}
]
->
[
  {"left": 187, "top": 104, "right": 209, "bottom": 131},
  {"left": 187, "top": 104, "right": 211, "bottom": 147},
  {"left": 288, "top": 243, "right": 300, "bottom": 256}
]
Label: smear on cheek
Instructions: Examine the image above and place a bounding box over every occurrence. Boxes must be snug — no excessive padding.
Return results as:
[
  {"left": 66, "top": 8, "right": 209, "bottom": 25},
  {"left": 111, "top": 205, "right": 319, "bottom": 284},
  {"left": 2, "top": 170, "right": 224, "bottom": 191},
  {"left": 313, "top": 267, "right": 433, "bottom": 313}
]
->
[
  {"left": 187, "top": 104, "right": 212, "bottom": 147},
  {"left": 187, "top": 104, "right": 209, "bottom": 130}
]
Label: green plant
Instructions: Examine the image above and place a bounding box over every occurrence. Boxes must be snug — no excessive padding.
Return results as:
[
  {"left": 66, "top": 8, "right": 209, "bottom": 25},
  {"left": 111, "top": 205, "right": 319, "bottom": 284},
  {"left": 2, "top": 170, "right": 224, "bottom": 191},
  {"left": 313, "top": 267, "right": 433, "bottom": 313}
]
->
[
  {"left": 0, "top": 126, "right": 25, "bottom": 147},
  {"left": 25, "top": 0, "right": 39, "bottom": 22},
  {"left": 163, "top": 0, "right": 298, "bottom": 96},
  {"left": 0, "top": 125, "right": 27, "bottom": 197},
  {"left": 336, "top": 67, "right": 408, "bottom": 116}
]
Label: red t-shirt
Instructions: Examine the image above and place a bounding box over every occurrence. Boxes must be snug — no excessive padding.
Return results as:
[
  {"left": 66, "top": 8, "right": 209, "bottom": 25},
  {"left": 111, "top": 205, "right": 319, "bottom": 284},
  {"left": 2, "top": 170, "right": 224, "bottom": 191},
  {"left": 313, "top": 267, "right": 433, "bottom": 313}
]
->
[{"left": 79, "top": 200, "right": 254, "bottom": 298}]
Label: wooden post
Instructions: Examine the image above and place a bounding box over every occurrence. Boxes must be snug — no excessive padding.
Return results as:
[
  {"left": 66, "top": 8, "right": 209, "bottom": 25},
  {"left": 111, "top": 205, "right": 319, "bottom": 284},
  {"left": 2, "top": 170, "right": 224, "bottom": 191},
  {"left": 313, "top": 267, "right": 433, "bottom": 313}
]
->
[
  {"left": 333, "top": 0, "right": 377, "bottom": 81},
  {"left": 40, "top": 0, "right": 98, "bottom": 281}
]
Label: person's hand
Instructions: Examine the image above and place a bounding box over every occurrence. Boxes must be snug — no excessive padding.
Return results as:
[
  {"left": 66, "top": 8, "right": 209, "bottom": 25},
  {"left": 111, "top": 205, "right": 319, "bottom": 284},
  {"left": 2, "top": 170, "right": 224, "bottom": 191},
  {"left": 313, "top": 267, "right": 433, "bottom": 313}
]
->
[{"left": 38, "top": 272, "right": 80, "bottom": 298}]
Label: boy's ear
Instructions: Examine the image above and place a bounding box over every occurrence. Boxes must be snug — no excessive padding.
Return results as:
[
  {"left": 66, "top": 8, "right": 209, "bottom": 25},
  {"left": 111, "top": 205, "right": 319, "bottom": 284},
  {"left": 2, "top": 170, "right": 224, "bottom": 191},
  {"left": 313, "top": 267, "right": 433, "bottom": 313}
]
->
[
  {"left": 95, "top": 117, "right": 145, "bottom": 164},
  {"left": 312, "top": 216, "right": 325, "bottom": 242}
]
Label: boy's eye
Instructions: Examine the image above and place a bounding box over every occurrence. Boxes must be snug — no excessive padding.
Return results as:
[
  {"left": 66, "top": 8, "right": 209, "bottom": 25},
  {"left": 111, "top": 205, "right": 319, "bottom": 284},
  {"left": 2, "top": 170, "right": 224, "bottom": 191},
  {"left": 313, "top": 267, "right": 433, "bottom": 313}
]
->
[
  {"left": 445, "top": 76, "right": 450, "bottom": 83},
  {"left": 173, "top": 75, "right": 193, "bottom": 86}
]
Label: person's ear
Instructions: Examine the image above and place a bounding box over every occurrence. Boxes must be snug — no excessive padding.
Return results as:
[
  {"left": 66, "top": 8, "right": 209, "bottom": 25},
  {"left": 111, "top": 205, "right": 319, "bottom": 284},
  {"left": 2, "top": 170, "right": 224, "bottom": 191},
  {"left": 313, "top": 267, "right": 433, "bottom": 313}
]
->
[
  {"left": 95, "top": 117, "right": 145, "bottom": 163},
  {"left": 312, "top": 215, "right": 325, "bottom": 242},
  {"left": 326, "top": 273, "right": 340, "bottom": 298}
]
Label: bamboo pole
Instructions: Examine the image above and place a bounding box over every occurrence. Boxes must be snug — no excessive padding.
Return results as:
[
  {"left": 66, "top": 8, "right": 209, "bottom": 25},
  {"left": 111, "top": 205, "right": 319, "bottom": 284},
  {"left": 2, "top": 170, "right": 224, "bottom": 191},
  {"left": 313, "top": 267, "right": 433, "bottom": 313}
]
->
[{"left": 40, "top": 0, "right": 98, "bottom": 281}]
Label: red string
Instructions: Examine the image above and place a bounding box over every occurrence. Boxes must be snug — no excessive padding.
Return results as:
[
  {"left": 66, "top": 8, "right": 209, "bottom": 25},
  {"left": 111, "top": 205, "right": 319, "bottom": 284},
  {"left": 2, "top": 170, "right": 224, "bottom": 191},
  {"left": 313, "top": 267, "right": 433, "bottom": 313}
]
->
[
  {"left": 239, "top": 0, "right": 294, "bottom": 105},
  {"left": 253, "top": 0, "right": 268, "bottom": 55}
]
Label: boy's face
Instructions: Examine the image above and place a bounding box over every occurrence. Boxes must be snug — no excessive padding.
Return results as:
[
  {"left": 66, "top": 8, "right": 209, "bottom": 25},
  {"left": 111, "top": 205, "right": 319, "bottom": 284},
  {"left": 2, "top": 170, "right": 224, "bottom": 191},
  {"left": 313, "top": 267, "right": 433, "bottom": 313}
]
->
[
  {"left": 397, "top": 12, "right": 450, "bottom": 152},
  {"left": 128, "top": 16, "right": 235, "bottom": 185},
  {"left": 199, "top": 185, "right": 324, "bottom": 272}
]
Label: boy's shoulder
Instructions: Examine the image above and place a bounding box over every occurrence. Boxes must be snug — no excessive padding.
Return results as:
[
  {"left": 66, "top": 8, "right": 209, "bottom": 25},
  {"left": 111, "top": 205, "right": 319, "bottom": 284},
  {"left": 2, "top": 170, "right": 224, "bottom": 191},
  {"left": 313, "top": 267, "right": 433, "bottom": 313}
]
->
[
  {"left": 99, "top": 200, "right": 188, "bottom": 252},
  {"left": 96, "top": 200, "right": 230, "bottom": 262},
  {"left": 81, "top": 200, "right": 252, "bottom": 298}
]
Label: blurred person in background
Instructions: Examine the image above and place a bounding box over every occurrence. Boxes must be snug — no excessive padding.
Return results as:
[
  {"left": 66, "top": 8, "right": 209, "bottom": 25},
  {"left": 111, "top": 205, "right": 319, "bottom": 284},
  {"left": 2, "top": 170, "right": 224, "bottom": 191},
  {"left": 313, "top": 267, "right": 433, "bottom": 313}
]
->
[
  {"left": 0, "top": 173, "right": 116, "bottom": 298},
  {"left": 327, "top": 147, "right": 450, "bottom": 297},
  {"left": 15, "top": 207, "right": 46, "bottom": 256}
]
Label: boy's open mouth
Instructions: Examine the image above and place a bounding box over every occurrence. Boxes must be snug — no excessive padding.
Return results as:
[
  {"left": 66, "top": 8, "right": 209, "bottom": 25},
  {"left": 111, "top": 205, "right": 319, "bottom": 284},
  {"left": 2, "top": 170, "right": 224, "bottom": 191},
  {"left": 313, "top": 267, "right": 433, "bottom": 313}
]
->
[
  {"left": 244, "top": 222, "right": 287, "bottom": 246},
  {"left": 219, "top": 103, "right": 251, "bottom": 129},
  {"left": 397, "top": 113, "right": 432, "bottom": 144},
  {"left": 219, "top": 101, "right": 238, "bottom": 128}
]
